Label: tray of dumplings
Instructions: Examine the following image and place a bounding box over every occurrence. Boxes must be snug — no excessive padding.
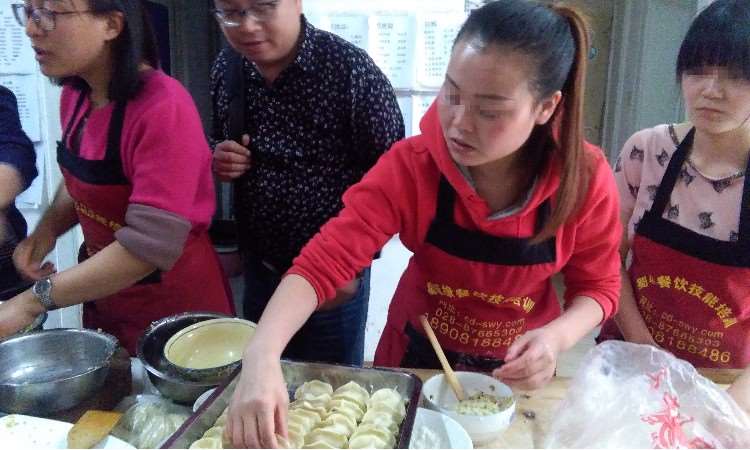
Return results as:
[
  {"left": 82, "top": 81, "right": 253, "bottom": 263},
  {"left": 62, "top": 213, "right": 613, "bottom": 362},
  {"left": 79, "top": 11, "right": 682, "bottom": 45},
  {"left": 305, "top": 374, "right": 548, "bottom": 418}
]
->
[{"left": 161, "top": 360, "right": 423, "bottom": 449}]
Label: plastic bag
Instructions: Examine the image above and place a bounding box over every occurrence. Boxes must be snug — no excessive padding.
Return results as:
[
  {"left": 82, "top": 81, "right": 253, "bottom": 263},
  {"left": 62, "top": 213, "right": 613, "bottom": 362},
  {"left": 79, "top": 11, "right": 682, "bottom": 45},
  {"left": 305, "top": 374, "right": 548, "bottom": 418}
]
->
[
  {"left": 111, "top": 395, "right": 192, "bottom": 449},
  {"left": 544, "top": 341, "right": 750, "bottom": 448}
]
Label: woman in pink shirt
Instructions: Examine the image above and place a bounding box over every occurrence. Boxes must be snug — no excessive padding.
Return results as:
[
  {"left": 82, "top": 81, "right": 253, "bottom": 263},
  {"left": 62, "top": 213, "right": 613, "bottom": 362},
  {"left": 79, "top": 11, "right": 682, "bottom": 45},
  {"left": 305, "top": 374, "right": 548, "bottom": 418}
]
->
[
  {"left": 0, "top": 0, "right": 233, "bottom": 354},
  {"left": 601, "top": 0, "right": 750, "bottom": 368}
]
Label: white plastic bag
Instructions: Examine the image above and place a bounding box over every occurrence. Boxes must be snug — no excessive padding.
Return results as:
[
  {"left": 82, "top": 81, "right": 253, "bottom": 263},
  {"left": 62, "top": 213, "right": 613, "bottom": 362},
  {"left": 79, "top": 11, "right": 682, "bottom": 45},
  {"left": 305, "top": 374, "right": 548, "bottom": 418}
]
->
[
  {"left": 544, "top": 341, "right": 750, "bottom": 448},
  {"left": 111, "top": 395, "right": 192, "bottom": 449}
]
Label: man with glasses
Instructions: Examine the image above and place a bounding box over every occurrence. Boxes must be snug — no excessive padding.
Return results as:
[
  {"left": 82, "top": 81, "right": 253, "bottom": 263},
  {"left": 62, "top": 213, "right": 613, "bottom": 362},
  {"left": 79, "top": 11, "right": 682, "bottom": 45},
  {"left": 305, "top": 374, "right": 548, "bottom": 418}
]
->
[{"left": 209, "top": 0, "right": 404, "bottom": 366}]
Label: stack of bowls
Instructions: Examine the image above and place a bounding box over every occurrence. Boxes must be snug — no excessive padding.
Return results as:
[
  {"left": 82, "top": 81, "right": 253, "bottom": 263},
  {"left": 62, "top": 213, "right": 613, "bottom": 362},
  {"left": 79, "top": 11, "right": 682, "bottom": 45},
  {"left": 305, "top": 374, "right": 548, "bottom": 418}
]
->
[
  {"left": 0, "top": 329, "right": 117, "bottom": 414},
  {"left": 137, "top": 313, "right": 255, "bottom": 405},
  {"left": 162, "top": 317, "right": 256, "bottom": 383}
]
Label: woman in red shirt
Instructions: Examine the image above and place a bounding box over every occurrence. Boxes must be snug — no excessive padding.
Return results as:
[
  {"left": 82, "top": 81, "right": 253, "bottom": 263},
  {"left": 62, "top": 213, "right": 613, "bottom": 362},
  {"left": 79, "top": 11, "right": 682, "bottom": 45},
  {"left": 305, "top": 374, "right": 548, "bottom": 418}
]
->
[
  {"left": 227, "top": 1, "right": 621, "bottom": 447},
  {"left": 0, "top": 0, "right": 233, "bottom": 354}
]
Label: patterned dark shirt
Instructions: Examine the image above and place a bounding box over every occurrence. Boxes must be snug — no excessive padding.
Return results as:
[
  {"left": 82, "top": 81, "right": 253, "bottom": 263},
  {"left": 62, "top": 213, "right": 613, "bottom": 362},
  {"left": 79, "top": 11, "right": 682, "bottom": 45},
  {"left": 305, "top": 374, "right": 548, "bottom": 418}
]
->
[{"left": 210, "top": 16, "right": 404, "bottom": 271}]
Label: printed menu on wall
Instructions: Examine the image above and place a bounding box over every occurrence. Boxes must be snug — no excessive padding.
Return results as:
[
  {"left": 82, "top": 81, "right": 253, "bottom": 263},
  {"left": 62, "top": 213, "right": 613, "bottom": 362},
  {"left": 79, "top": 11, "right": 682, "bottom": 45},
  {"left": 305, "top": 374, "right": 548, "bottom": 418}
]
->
[
  {"left": 368, "top": 13, "right": 416, "bottom": 89},
  {"left": 1, "top": 74, "right": 41, "bottom": 142},
  {"left": 328, "top": 13, "right": 370, "bottom": 50},
  {"left": 417, "top": 13, "right": 465, "bottom": 88},
  {"left": 0, "top": 1, "right": 36, "bottom": 74}
]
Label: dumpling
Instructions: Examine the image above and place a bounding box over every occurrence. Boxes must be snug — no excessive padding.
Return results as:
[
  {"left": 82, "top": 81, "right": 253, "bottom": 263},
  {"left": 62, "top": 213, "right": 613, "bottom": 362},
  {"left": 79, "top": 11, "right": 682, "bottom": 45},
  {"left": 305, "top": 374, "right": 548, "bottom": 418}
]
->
[
  {"left": 367, "top": 389, "right": 403, "bottom": 412},
  {"left": 295, "top": 380, "right": 334, "bottom": 401},
  {"left": 277, "top": 431, "right": 304, "bottom": 449},
  {"left": 317, "top": 412, "right": 358, "bottom": 436},
  {"left": 328, "top": 398, "right": 365, "bottom": 422},
  {"left": 202, "top": 426, "right": 224, "bottom": 439},
  {"left": 277, "top": 434, "right": 294, "bottom": 449},
  {"left": 348, "top": 424, "right": 395, "bottom": 449},
  {"left": 288, "top": 408, "right": 322, "bottom": 434},
  {"left": 364, "top": 400, "right": 406, "bottom": 423},
  {"left": 359, "top": 410, "right": 399, "bottom": 435},
  {"left": 290, "top": 399, "right": 330, "bottom": 416},
  {"left": 303, "top": 428, "right": 349, "bottom": 449},
  {"left": 332, "top": 382, "right": 370, "bottom": 409},
  {"left": 189, "top": 437, "right": 223, "bottom": 449}
]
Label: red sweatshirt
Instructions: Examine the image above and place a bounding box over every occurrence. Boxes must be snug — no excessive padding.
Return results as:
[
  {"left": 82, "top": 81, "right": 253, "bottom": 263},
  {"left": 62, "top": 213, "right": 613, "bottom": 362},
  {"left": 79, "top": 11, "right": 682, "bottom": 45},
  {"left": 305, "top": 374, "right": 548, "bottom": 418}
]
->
[{"left": 289, "top": 103, "right": 621, "bottom": 347}]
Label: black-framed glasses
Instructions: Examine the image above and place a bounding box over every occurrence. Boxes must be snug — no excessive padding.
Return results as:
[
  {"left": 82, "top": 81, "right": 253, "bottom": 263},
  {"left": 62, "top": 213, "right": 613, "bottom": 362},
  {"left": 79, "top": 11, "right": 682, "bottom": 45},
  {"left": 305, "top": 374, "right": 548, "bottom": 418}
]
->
[
  {"left": 212, "top": 1, "right": 280, "bottom": 27},
  {"left": 12, "top": 4, "right": 93, "bottom": 31}
]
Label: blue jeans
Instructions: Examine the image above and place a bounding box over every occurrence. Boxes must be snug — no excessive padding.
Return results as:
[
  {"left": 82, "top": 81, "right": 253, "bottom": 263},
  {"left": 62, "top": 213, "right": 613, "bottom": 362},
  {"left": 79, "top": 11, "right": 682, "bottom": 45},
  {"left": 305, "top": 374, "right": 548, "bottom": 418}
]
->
[{"left": 242, "top": 256, "right": 369, "bottom": 366}]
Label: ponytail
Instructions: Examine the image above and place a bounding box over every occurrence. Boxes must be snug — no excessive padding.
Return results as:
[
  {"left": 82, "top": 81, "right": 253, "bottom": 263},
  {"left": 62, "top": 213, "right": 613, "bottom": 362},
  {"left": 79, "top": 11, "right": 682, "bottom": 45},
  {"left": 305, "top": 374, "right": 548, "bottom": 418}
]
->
[{"left": 533, "top": 4, "right": 590, "bottom": 243}]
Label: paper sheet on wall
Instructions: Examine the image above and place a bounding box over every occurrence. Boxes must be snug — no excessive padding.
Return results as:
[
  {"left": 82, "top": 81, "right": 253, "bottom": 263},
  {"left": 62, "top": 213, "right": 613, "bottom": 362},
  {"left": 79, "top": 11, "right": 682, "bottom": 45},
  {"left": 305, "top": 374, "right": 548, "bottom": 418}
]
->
[
  {"left": 416, "top": 13, "right": 465, "bottom": 88},
  {"left": 1, "top": 74, "right": 41, "bottom": 142},
  {"left": 0, "top": 1, "right": 36, "bottom": 74},
  {"left": 305, "top": 13, "right": 331, "bottom": 33},
  {"left": 412, "top": 95, "right": 435, "bottom": 135},
  {"left": 397, "top": 96, "right": 413, "bottom": 137},
  {"left": 368, "top": 13, "right": 416, "bottom": 89},
  {"left": 327, "top": 13, "right": 369, "bottom": 50}
]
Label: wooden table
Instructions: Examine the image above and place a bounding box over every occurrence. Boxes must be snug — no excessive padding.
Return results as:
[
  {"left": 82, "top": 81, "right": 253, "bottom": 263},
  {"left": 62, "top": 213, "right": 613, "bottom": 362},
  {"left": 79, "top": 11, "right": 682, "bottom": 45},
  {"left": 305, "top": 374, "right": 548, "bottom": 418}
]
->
[{"left": 407, "top": 368, "right": 738, "bottom": 449}]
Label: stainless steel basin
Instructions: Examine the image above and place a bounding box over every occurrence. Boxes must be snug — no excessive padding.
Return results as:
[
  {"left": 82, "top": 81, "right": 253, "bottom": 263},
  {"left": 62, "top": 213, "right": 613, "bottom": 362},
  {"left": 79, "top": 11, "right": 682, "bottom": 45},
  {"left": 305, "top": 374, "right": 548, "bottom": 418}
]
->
[{"left": 0, "top": 328, "right": 118, "bottom": 414}]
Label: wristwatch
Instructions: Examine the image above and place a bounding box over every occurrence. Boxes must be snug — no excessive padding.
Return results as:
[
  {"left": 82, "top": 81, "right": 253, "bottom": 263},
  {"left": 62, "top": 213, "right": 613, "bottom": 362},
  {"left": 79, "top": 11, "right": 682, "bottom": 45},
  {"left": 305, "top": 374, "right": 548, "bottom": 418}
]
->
[{"left": 32, "top": 277, "right": 56, "bottom": 311}]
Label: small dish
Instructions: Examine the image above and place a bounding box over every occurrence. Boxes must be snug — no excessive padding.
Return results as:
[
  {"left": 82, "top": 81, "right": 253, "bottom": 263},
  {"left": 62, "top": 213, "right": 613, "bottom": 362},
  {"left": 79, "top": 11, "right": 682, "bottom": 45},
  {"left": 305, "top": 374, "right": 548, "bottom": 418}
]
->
[
  {"left": 422, "top": 371, "right": 515, "bottom": 446},
  {"left": 409, "top": 407, "right": 473, "bottom": 449}
]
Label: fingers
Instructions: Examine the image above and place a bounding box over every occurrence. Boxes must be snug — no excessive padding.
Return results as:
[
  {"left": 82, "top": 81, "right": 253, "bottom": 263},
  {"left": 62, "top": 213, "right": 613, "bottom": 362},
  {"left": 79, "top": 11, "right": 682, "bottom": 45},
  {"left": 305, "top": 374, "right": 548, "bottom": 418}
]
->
[
  {"left": 13, "top": 243, "right": 55, "bottom": 281},
  {"left": 494, "top": 333, "right": 556, "bottom": 389},
  {"left": 242, "top": 134, "right": 251, "bottom": 147},
  {"left": 213, "top": 140, "right": 251, "bottom": 179},
  {"left": 243, "top": 413, "right": 261, "bottom": 449},
  {"left": 228, "top": 408, "right": 247, "bottom": 449},
  {"left": 258, "top": 407, "right": 279, "bottom": 449},
  {"left": 275, "top": 399, "right": 288, "bottom": 439},
  {"left": 216, "top": 139, "right": 251, "bottom": 158}
]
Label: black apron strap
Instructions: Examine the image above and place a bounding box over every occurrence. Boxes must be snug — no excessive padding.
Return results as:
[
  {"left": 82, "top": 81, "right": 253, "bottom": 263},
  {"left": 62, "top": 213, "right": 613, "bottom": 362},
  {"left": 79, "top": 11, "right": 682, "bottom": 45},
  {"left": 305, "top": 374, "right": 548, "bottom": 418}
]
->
[
  {"left": 426, "top": 176, "right": 556, "bottom": 265},
  {"left": 737, "top": 152, "right": 750, "bottom": 245},
  {"left": 650, "top": 128, "right": 695, "bottom": 216},
  {"left": 435, "top": 176, "right": 455, "bottom": 222},
  {"left": 62, "top": 90, "right": 90, "bottom": 148},
  {"left": 105, "top": 102, "right": 127, "bottom": 163}
]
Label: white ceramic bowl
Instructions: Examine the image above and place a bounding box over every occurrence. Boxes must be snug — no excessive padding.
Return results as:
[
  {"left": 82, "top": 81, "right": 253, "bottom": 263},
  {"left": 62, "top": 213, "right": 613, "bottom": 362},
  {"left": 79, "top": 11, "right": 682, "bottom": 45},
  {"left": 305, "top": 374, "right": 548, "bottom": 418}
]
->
[
  {"left": 163, "top": 318, "right": 256, "bottom": 370},
  {"left": 421, "top": 372, "right": 515, "bottom": 446}
]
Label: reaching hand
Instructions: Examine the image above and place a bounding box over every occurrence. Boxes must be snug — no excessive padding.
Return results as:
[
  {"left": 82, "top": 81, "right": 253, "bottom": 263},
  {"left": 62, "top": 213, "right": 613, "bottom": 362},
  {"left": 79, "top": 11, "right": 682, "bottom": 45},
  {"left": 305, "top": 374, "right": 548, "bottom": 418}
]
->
[{"left": 225, "top": 351, "right": 289, "bottom": 448}]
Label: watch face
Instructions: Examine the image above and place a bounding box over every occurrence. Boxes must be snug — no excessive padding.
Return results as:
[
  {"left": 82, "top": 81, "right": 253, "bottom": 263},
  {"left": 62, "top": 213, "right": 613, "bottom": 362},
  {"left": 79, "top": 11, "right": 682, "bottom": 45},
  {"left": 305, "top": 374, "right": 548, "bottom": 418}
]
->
[
  {"left": 33, "top": 278, "right": 53, "bottom": 309},
  {"left": 34, "top": 279, "right": 50, "bottom": 295}
]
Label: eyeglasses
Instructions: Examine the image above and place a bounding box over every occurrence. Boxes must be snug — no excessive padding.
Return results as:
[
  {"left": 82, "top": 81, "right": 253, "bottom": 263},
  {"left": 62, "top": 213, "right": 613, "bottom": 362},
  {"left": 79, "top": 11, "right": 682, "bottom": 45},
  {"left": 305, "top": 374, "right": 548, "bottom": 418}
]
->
[
  {"left": 212, "top": 1, "right": 280, "bottom": 27},
  {"left": 12, "top": 4, "right": 93, "bottom": 31}
]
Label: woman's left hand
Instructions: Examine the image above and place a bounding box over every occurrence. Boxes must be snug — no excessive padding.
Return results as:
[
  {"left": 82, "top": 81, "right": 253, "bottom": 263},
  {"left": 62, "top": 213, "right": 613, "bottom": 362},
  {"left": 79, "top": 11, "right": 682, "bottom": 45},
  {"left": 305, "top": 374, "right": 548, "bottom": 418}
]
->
[
  {"left": 492, "top": 327, "right": 561, "bottom": 390},
  {"left": 0, "top": 291, "right": 43, "bottom": 338}
]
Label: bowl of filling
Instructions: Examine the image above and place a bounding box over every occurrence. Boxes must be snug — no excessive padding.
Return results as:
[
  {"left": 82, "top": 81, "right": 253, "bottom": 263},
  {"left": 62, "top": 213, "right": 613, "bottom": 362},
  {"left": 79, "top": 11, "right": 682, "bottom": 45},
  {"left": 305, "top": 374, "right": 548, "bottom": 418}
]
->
[{"left": 421, "top": 372, "right": 515, "bottom": 446}]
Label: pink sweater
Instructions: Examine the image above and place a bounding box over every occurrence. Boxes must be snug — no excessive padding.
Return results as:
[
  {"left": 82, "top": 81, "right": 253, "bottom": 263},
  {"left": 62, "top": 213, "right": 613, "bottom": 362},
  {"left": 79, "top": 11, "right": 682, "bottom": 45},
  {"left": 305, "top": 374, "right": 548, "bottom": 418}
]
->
[{"left": 60, "top": 70, "right": 216, "bottom": 269}]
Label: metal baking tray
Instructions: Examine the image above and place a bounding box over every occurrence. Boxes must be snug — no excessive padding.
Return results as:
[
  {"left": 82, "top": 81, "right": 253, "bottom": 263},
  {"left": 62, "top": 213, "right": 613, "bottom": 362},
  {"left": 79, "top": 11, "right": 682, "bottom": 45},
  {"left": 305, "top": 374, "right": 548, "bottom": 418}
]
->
[{"left": 162, "top": 360, "right": 423, "bottom": 449}]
